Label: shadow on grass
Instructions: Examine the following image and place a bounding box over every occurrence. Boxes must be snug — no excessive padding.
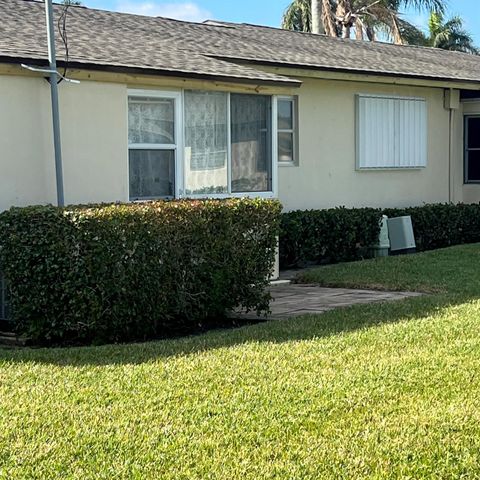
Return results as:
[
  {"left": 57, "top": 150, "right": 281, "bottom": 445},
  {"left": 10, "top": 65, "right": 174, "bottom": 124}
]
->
[{"left": 0, "top": 291, "right": 476, "bottom": 367}]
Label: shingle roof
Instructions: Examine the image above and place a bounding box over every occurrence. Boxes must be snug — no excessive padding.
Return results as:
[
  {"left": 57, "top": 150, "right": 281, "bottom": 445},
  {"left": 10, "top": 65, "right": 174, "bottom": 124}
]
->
[
  {"left": 0, "top": 0, "right": 300, "bottom": 86},
  {"left": 2, "top": 0, "right": 480, "bottom": 87}
]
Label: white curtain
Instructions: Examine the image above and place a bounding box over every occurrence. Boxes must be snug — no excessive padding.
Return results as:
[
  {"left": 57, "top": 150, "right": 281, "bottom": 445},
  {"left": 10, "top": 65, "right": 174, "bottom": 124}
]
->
[
  {"left": 128, "top": 97, "right": 175, "bottom": 145},
  {"left": 184, "top": 90, "right": 228, "bottom": 194}
]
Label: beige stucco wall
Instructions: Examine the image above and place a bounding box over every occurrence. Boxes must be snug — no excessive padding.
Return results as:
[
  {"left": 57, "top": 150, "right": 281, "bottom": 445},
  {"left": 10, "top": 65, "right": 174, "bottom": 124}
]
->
[
  {"left": 60, "top": 80, "right": 128, "bottom": 205},
  {"left": 0, "top": 76, "right": 53, "bottom": 210},
  {"left": 0, "top": 75, "right": 128, "bottom": 212},
  {"left": 1, "top": 70, "right": 477, "bottom": 213},
  {"left": 278, "top": 77, "right": 452, "bottom": 211}
]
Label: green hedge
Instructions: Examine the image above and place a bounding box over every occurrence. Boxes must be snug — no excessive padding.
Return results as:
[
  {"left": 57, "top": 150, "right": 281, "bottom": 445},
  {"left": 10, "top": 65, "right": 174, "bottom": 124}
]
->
[
  {"left": 279, "top": 207, "right": 381, "bottom": 268},
  {"left": 280, "top": 203, "right": 480, "bottom": 268},
  {"left": 383, "top": 204, "right": 480, "bottom": 251},
  {"left": 0, "top": 199, "right": 281, "bottom": 345}
]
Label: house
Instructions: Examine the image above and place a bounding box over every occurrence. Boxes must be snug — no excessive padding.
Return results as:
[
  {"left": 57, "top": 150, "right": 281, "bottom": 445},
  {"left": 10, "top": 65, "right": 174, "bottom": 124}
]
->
[{"left": 1, "top": 0, "right": 480, "bottom": 214}]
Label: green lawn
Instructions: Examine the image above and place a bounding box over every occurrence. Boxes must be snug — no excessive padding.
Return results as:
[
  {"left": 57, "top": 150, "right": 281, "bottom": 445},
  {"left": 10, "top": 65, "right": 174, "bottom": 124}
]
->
[{"left": 2, "top": 245, "right": 480, "bottom": 479}]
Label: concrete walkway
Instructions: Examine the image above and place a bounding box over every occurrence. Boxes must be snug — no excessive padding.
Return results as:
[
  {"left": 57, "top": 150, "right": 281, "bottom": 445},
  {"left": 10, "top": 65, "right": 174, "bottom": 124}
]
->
[{"left": 235, "top": 283, "right": 421, "bottom": 320}]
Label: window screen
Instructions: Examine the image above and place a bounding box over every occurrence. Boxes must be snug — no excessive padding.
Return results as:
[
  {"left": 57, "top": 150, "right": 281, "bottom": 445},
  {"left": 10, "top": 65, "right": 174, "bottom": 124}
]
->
[
  {"left": 231, "top": 94, "right": 272, "bottom": 193},
  {"left": 129, "top": 150, "right": 175, "bottom": 199},
  {"left": 128, "top": 95, "right": 177, "bottom": 199}
]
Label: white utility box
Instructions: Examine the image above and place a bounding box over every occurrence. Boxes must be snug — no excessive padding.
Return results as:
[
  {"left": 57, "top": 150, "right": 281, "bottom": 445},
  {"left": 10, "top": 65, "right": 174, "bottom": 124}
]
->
[{"left": 387, "top": 216, "right": 416, "bottom": 254}]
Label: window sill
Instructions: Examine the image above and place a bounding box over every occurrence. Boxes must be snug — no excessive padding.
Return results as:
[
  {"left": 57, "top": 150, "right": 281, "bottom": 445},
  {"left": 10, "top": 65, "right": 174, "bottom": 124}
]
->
[
  {"left": 180, "top": 192, "right": 277, "bottom": 200},
  {"left": 356, "top": 166, "right": 426, "bottom": 171},
  {"left": 278, "top": 161, "right": 298, "bottom": 167},
  {"left": 130, "top": 197, "right": 173, "bottom": 202},
  {"left": 130, "top": 192, "right": 277, "bottom": 201}
]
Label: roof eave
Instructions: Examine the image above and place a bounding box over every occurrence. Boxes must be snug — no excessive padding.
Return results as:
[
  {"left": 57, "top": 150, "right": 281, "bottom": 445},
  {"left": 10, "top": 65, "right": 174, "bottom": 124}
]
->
[
  {"left": 214, "top": 57, "right": 480, "bottom": 90},
  {"left": 0, "top": 55, "right": 302, "bottom": 88}
]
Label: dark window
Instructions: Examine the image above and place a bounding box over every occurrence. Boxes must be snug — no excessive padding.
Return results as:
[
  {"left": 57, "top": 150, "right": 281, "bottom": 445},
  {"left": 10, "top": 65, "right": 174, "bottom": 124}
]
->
[
  {"left": 465, "top": 116, "right": 480, "bottom": 183},
  {"left": 129, "top": 150, "right": 175, "bottom": 200},
  {"left": 231, "top": 94, "right": 272, "bottom": 193}
]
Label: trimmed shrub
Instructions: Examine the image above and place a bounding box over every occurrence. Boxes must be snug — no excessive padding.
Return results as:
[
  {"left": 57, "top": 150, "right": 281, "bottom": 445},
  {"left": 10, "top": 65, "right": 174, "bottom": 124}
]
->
[
  {"left": 0, "top": 199, "right": 281, "bottom": 345},
  {"left": 279, "top": 207, "right": 381, "bottom": 268},
  {"left": 280, "top": 203, "right": 480, "bottom": 269},
  {"left": 384, "top": 203, "right": 480, "bottom": 251}
]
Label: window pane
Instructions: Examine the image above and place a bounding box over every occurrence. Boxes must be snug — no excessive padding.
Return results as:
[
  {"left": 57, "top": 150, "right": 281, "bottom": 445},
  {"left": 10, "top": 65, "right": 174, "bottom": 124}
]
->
[
  {"left": 128, "top": 97, "right": 175, "bottom": 144},
  {"left": 278, "top": 99, "right": 293, "bottom": 130},
  {"left": 129, "top": 150, "right": 175, "bottom": 199},
  {"left": 278, "top": 131, "right": 294, "bottom": 163},
  {"left": 467, "top": 117, "right": 480, "bottom": 149},
  {"left": 231, "top": 94, "right": 272, "bottom": 193},
  {"left": 467, "top": 150, "right": 480, "bottom": 182},
  {"left": 184, "top": 91, "right": 228, "bottom": 195}
]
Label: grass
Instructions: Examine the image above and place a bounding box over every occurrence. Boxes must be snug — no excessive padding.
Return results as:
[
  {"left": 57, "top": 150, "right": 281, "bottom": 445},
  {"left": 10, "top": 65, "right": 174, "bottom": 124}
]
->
[
  {"left": 2, "top": 245, "right": 480, "bottom": 478},
  {"left": 297, "top": 243, "right": 480, "bottom": 294}
]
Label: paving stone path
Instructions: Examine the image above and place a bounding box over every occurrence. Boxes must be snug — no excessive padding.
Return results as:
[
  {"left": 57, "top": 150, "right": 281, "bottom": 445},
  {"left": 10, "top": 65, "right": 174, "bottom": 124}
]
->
[{"left": 235, "top": 283, "right": 421, "bottom": 320}]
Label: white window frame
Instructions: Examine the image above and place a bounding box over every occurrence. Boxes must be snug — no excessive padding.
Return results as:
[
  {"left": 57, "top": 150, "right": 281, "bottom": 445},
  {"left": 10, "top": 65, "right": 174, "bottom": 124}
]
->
[
  {"left": 127, "top": 89, "right": 184, "bottom": 200},
  {"left": 356, "top": 93, "right": 427, "bottom": 170},
  {"left": 464, "top": 114, "right": 480, "bottom": 184},
  {"left": 277, "top": 95, "right": 298, "bottom": 167},
  {"left": 127, "top": 88, "right": 278, "bottom": 200}
]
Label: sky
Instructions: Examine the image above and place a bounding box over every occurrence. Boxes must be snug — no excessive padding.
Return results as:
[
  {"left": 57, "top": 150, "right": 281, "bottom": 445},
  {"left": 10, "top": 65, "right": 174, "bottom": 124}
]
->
[{"left": 81, "top": 0, "right": 480, "bottom": 44}]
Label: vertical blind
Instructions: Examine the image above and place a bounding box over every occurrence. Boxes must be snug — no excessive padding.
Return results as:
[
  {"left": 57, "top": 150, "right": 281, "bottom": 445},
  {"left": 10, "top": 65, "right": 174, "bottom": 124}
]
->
[{"left": 356, "top": 95, "right": 427, "bottom": 169}]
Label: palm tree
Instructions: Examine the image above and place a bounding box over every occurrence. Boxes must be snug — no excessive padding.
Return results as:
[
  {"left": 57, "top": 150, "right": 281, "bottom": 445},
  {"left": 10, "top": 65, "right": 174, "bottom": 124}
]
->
[
  {"left": 282, "top": 0, "right": 312, "bottom": 32},
  {"left": 281, "top": 0, "right": 446, "bottom": 45},
  {"left": 425, "top": 12, "right": 477, "bottom": 53}
]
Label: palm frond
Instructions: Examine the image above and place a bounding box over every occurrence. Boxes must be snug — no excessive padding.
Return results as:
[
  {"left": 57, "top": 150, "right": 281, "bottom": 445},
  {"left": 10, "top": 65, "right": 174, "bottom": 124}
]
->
[
  {"left": 396, "top": 0, "right": 445, "bottom": 14},
  {"left": 427, "top": 11, "right": 478, "bottom": 54},
  {"left": 281, "top": 0, "right": 459, "bottom": 51},
  {"left": 398, "top": 18, "right": 429, "bottom": 45},
  {"left": 282, "top": 0, "right": 312, "bottom": 31}
]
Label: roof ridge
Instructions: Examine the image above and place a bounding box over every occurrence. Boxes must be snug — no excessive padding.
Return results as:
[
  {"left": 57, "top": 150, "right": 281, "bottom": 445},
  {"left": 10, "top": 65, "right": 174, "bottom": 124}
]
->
[
  {"left": 228, "top": 21, "right": 478, "bottom": 58},
  {"left": 18, "top": 0, "right": 476, "bottom": 60}
]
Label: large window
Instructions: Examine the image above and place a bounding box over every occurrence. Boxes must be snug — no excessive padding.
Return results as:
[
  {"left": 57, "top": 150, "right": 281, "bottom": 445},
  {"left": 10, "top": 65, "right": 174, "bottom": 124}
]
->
[
  {"left": 128, "top": 92, "right": 180, "bottom": 200},
  {"left": 356, "top": 94, "right": 427, "bottom": 169},
  {"left": 128, "top": 89, "right": 277, "bottom": 199},
  {"left": 465, "top": 116, "right": 480, "bottom": 183},
  {"left": 277, "top": 96, "right": 297, "bottom": 165}
]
